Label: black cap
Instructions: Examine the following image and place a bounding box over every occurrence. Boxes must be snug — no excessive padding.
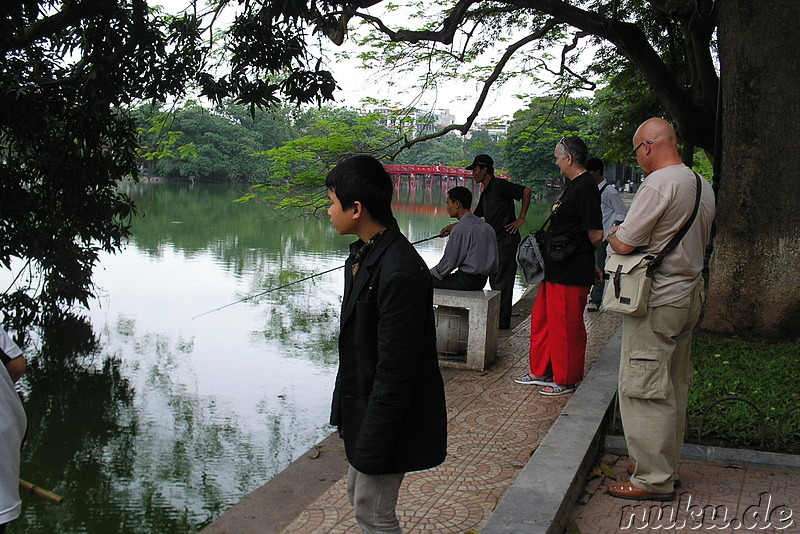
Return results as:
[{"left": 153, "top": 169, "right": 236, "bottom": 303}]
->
[{"left": 465, "top": 154, "right": 494, "bottom": 170}]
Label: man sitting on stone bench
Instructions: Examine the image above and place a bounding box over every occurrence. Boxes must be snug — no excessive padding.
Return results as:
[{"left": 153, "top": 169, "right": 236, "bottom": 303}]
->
[{"left": 431, "top": 186, "right": 498, "bottom": 290}]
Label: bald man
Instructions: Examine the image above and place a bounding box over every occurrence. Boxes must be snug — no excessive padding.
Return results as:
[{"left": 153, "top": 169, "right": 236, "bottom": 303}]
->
[{"left": 605, "top": 118, "right": 715, "bottom": 501}]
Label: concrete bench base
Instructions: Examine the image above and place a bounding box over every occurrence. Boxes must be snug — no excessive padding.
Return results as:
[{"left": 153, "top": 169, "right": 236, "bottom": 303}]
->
[{"left": 433, "top": 289, "right": 500, "bottom": 371}]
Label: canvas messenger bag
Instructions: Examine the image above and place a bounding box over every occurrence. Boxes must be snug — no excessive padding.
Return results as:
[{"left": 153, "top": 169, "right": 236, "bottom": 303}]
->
[{"left": 602, "top": 172, "right": 702, "bottom": 316}]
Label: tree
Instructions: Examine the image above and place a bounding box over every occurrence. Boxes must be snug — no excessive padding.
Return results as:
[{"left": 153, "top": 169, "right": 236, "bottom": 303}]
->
[
  {"left": 3, "top": 0, "right": 798, "bottom": 337},
  {"left": 393, "top": 133, "right": 467, "bottom": 166},
  {"left": 314, "top": 0, "right": 799, "bottom": 337},
  {"left": 240, "top": 107, "right": 399, "bottom": 210},
  {"left": 503, "top": 96, "right": 591, "bottom": 192},
  {"left": 0, "top": 0, "right": 337, "bottom": 332},
  {"left": 700, "top": 1, "right": 800, "bottom": 337}
]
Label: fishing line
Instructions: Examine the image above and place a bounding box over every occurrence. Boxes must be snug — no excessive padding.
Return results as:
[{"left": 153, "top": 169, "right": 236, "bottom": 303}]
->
[{"left": 192, "top": 234, "right": 441, "bottom": 319}]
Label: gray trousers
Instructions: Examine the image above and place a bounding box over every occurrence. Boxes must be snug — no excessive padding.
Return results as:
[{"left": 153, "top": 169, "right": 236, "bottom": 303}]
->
[
  {"left": 347, "top": 465, "right": 406, "bottom": 533},
  {"left": 618, "top": 282, "right": 703, "bottom": 493}
]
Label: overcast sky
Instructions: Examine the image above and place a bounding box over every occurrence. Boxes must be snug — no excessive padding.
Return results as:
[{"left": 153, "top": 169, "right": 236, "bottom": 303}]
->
[{"left": 155, "top": 0, "right": 582, "bottom": 124}]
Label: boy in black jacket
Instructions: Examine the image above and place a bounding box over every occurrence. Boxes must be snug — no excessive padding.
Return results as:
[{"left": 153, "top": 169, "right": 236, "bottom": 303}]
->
[{"left": 326, "top": 155, "right": 447, "bottom": 533}]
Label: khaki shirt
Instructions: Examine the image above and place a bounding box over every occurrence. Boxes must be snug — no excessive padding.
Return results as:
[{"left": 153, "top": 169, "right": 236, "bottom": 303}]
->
[{"left": 616, "top": 164, "right": 716, "bottom": 307}]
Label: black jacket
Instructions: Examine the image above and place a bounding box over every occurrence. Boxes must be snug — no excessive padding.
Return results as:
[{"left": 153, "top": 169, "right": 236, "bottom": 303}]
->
[{"left": 329, "top": 221, "right": 447, "bottom": 475}]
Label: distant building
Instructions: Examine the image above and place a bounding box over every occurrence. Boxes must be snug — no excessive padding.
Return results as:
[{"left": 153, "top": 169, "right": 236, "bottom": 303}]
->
[
  {"left": 468, "top": 119, "right": 509, "bottom": 142},
  {"left": 370, "top": 107, "right": 457, "bottom": 135}
]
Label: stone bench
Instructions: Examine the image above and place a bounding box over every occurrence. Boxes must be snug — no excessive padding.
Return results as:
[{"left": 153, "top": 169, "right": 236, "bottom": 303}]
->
[{"left": 433, "top": 289, "right": 500, "bottom": 371}]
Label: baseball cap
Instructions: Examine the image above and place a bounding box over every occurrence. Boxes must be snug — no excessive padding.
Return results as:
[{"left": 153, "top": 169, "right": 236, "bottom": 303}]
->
[{"left": 465, "top": 154, "right": 494, "bottom": 170}]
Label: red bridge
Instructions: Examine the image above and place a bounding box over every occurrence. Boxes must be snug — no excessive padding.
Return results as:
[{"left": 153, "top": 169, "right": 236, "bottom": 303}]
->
[
  {"left": 384, "top": 164, "right": 507, "bottom": 182},
  {"left": 384, "top": 164, "right": 509, "bottom": 215}
]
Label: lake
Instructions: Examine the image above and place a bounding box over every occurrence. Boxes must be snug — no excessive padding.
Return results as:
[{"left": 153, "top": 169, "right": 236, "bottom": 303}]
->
[{"left": 8, "top": 181, "right": 554, "bottom": 534}]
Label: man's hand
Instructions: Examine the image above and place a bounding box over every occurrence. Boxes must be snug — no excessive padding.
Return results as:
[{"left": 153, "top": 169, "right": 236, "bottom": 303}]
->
[
  {"left": 607, "top": 225, "right": 636, "bottom": 255},
  {"left": 504, "top": 217, "right": 525, "bottom": 234},
  {"left": 594, "top": 265, "right": 603, "bottom": 286},
  {"left": 439, "top": 222, "right": 457, "bottom": 237},
  {"left": 6, "top": 355, "right": 26, "bottom": 383}
]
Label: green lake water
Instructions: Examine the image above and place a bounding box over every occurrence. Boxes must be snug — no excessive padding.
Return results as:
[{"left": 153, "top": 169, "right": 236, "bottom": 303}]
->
[{"left": 9, "top": 181, "right": 555, "bottom": 534}]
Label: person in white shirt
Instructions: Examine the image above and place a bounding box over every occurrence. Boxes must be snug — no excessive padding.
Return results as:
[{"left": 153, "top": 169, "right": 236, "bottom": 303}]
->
[
  {"left": 0, "top": 326, "right": 27, "bottom": 533},
  {"left": 586, "top": 157, "right": 628, "bottom": 311}
]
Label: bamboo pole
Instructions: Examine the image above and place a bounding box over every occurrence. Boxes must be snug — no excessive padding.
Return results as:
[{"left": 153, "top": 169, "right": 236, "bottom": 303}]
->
[{"left": 19, "top": 479, "right": 63, "bottom": 504}]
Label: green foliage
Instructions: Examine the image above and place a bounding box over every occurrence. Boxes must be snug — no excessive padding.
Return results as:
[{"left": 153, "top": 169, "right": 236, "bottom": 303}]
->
[
  {"left": 1, "top": 0, "right": 347, "bottom": 333},
  {"left": 586, "top": 70, "right": 665, "bottom": 164},
  {"left": 240, "top": 107, "right": 399, "bottom": 210},
  {"left": 692, "top": 149, "right": 714, "bottom": 180},
  {"left": 502, "top": 96, "right": 593, "bottom": 193},
  {"left": 688, "top": 335, "right": 800, "bottom": 452},
  {"left": 134, "top": 101, "right": 300, "bottom": 183}
]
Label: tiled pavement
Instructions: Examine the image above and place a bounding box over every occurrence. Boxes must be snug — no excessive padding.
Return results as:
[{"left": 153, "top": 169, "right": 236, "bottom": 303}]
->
[
  {"left": 571, "top": 453, "right": 800, "bottom": 534},
  {"left": 279, "top": 298, "right": 624, "bottom": 533},
  {"left": 204, "top": 287, "right": 800, "bottom": 534}
]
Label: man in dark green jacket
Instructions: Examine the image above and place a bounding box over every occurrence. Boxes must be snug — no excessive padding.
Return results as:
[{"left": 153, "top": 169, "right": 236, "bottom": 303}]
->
[{"left": 326, "top": 155, "right": 447, "bottom": 533}]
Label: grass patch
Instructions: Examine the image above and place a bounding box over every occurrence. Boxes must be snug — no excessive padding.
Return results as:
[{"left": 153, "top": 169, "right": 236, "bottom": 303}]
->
[{"left": 688, "top": 334, "right": 800, "bottom": 453}]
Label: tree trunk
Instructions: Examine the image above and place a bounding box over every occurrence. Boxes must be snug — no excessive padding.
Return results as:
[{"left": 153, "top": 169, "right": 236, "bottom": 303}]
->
[{"left": 702, "top": 0, "right": 800, "bottom": 337}]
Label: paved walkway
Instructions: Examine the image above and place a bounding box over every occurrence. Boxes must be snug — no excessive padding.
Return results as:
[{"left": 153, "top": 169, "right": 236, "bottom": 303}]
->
[
  {"left": 571, "top": 452, "right": 800, "bottom": 533},
  {"left": 202, "top": 288, "right": 800, "bottom": 534},
  {"left": 270, "top": 290, "right": 621, "bottom": 533}
]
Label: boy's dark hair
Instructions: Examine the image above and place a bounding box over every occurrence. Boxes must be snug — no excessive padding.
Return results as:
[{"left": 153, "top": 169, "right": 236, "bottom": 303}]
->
[
  {"left": 447, "top": 186, "right": 472, "bottom": 210},
  {"left": 560, "top": 136, "right": 589, "bottom": 167},
  {"left": 586, "top": 157, "right": 604, "bottom": 174},
  {"left": 325, "top": 155, "right": 394, "bottom": 225}
]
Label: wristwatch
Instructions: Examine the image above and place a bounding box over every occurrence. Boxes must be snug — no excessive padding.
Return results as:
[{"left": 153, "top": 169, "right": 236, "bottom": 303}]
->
[{"left": 606, "top": 228, "right": 618, "bottom": 239}]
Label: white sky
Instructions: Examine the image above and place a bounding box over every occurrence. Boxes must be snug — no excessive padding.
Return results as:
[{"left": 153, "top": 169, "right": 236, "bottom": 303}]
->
[{"left": 154, "top": 0, "right": 583, "bottom": 124}]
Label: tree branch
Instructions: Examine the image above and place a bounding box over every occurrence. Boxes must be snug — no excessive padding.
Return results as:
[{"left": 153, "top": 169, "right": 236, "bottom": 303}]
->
[
  {"left": 504, "top": 0, "right": 715, "bottom": 148},
  {"left": 385, "top": 19, "right": 558, "bottom": 159},
  {"left": 0, "top": 0, "right": 114, "bottom": 55},
  {"left": 354, "top": 0, "right": 480, "bottom": 45}
]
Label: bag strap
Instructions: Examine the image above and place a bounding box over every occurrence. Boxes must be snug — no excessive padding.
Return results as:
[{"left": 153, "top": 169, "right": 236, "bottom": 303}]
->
[
  {"left": 529, "top": 187, "right": 569, "bottom": 236},
  {"left": 645, "top": 172, "right": 703, "bottom": 277},
  {"left": 599, "top": 182, "right": 610, "bottom": 194}
]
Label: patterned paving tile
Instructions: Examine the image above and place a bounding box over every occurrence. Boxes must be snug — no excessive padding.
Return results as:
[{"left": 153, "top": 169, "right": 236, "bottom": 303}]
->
[
  {"left": 570, "top": 454, "right": 800, "bottom": 534},
  {"left": 279, "top": 307, "right": 624, "bottom": 533}
]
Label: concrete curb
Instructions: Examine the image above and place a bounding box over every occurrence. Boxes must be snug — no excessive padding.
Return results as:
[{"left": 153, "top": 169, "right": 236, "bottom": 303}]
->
[
  {"left": 481, "top": 328, "right": 623, "bottom": 533},
  {"left": 605, "top": 435, "right": 800, "bottom": 470}
]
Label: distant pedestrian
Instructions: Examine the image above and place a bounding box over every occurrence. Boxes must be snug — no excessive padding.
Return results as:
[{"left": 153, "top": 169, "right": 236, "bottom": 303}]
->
[
  {"left": 431, "top": 186, "right": 498, "bottom": 290},
  {"left": 326, "top": 155, "right": 448, "bottom": 533},
  {"left": 441, "top": 155, "right": 531, "bottom": 329},
  {"left": 605, "top": 118, "right": 715, "bottom": 501},
  {"left": 586, "top": 157, "right": 628, "bottom": 311},
  {"left": 1, "top": 325, "right": 27, "bottom": 534},
  {"left": 515, "top": 136, "right": 603, "bottom": 396}
]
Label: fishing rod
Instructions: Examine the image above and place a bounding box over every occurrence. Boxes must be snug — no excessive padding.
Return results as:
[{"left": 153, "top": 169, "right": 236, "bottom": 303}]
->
[
  {"left": 19, "top": 479, "right": 64, "bottom": 505},
  {"left": 192, "top": 234, "right": 441, "bottom": 319}
]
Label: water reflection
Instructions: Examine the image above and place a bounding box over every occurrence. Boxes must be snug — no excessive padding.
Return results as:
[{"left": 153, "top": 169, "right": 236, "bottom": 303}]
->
[{"left": 11, "top": 182, "right": 554, "bottom": 534}]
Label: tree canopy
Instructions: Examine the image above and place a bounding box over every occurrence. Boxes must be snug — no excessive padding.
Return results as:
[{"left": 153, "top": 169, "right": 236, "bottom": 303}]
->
[{"left": 2, "top": 0, "right": 798, "bottom": 337}]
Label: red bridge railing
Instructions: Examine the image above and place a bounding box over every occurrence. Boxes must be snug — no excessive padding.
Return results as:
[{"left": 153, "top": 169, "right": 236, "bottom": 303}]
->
[{"left": 383, "top": 164, "right": 507, "bottom": 180}]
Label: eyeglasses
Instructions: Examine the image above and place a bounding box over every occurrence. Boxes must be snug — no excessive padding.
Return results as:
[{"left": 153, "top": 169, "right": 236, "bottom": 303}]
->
[
  {"left": 631, "top": 140, "right": 653, "bottom": 158},
  {"left": 559, "top": 137, "right": 571, "bottom": 158}
]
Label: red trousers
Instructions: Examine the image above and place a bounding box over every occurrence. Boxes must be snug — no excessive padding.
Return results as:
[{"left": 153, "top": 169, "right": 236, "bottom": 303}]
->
[{"left": 529, "top": 281, "right": 590, "bottom": 385}]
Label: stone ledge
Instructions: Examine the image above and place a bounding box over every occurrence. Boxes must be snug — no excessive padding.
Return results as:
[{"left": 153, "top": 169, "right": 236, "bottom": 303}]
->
[
  {"left": 482, "top": 328, "right": 622, "bottom": 534},
  {"left": 605, "top": 435, "right": 800, "bottom": 471}
]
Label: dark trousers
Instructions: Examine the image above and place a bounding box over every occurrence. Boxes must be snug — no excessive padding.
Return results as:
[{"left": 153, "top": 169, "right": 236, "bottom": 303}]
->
[
  {"left": 589, "top": 245, "right": 607, "bottom": 306},
  {"left": 431, "top": 271, "right": 488, "bottom": 291},
  {"left": 490, "top": 236, "right": 520, "bottom": 328}
]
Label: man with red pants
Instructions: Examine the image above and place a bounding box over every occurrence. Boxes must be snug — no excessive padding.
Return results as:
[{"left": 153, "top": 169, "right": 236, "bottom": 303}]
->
[{"left": 515, "top": 136, "right": 603, "bottom": 395}]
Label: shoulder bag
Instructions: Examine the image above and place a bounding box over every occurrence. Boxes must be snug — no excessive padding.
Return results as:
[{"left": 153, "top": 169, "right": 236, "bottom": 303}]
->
[
  {"left": 517, "top": 189, "right": 568, "bottom": 284},
  {"left": 602, "top": 172, "right": 702, "bottom": 316}
]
